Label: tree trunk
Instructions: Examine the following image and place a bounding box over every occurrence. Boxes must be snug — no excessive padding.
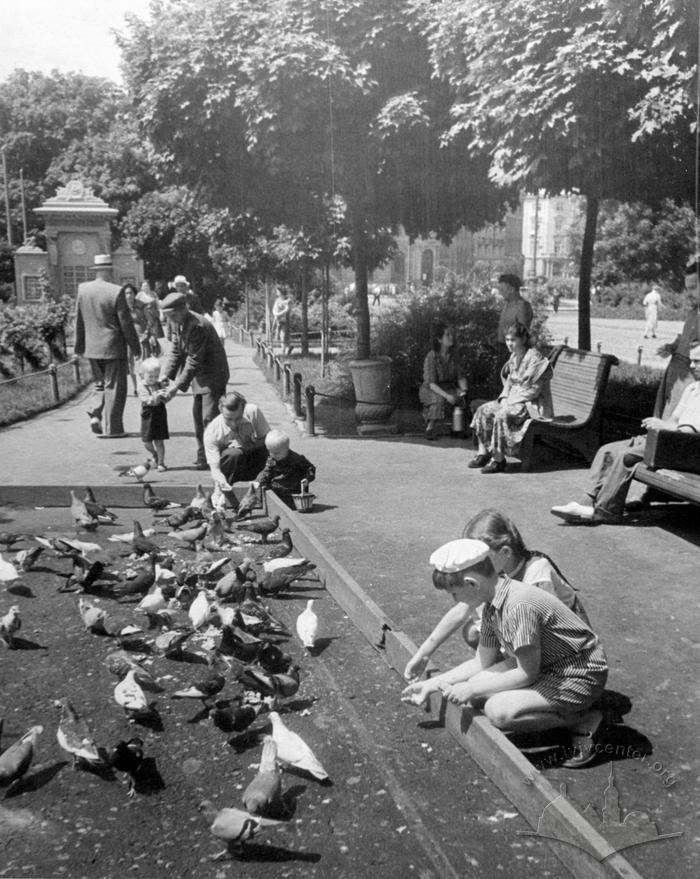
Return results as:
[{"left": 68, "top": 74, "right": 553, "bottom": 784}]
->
[
  {"left": 354, "top": 241, "right": 370, "bottom": 360},
  {"left": 578, "top": 195, "right": 598, "bottom": 351},
  {"left": 300, "top": 268, "right": 309, "bottom": 357}
]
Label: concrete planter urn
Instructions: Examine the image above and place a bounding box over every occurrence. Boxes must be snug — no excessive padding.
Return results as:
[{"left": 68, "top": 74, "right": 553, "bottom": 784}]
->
[{"left": 347, "top": 356, "right": 398, "bottom": 435}]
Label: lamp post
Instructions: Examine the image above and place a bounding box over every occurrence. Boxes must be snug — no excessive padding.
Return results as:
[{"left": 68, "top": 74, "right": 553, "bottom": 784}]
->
[{"left": 1, "top": 145, "right": 12, "bottom": 247}]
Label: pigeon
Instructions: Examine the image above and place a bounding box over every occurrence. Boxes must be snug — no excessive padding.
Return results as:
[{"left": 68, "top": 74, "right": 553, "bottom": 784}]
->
[
  {"left": 172, "top": 670, "right": 226, "bottom": 702},
  {"left": 70, "top": 490, "right": 98, "bottom": 527},
  {"left": 117, "top": 461, "right": 152, "bottom": 482},
  {"left": 188, "top": 589, "right": 211, "bottom": 630},
  {"left": 242, "top": 735, "right": 283, "bottom": 816},
  {"left": 162, "top": 505, "right": 201, "bottom": 529},
  {"left": 143, "top": 483, "right": 181, "bottom": 511},
  {"left": 236, "top": 664, "right": 301, "bottom": 701},
  {"left": 198, "top": 800, "right": 285, "bottom": 857},
  {"left": 154, "top": 563, "right": 178, "bottom": 586},
  {"left": 189, "top": 484, "right": 212, "bottom": 512},
  {"left": 216, "top": 624, "right": 263, "bottom": 662},
  {"left": 234, "top": 516, "right": 280, "bottom": 545},
  {"left": 153, "top": 628, "right": 192, "bottom": 658},
  {"left": 197, "top": 556, "right": 230, "bottom": 583},
  {"left": 296, "top": 600, "right": 318, "bottom": 651},
  {"left": 209, "top": 700, "right": 264, "bottom": 733},
  {"left": 258, "top": 642, "right": 293, "bottom": 675},
  {"left": 112, "top": 555, "right": 157, "bottom": 598},
  {"left": 110, "top": 737, "right": 144, "bottom": 798},
  {"left": 210, "top": 483, "right": 230, "bottom": 514},
  {"left": 114, "top": 669, "right": 150, "bottom": 718},
  {"left": 132, "top": 521, "right": 161, "bottom": 556},
  {"left": 0, "top": 533, "right": 23, "bottom": 549},
  {"left": 55, "top": 698, "right": 102, "bottom": 767},
  {"left": 268, "top": 711, "right": 329, "bottom": 781},
  {"left": 108, "top": 526, "right": 156, "bottom": 544},
  {"left": 60, "top": 556, "right": 106, "bottom": 593},
  {"left": 136, "top": 584, "right": 169, "bottom": 615},
  {"left": 0, "top": 724, "right": 43, "bottom": 787},
  {"left": 257, "top": 529, "right": 294, "bottom": 560},
  {"left": 104, "top": 651, "right": 157, "bottom": 688},
  {"left": 214, "top": 562, "right": 256, "bottom": 602},
  {"left": 44, "top": 537, "right": 106, "bottom": 560},
  {"left": 205, "top": 512, "right": 229, "bottom": 546},
  {"left": 14, "top": 545, "right": 44, "bottom": 573},
  {"left": 0, "top": 553, "right": 21, "bottom": 585},
  {"left": 235, "top": 483, "right": 262, "bottom": 520},
  {"left": 0, "top": 605, "right": 22, "bottom": 647},
  {"left": 237, "top": 601, "right": 289, "bottom": 637},
  {"left": 167, "top": 522, "right": 208, "bottom": 549},
  {"left": 259, "top": 559, "right": 316, "bottom": 595},
  {"left": 78, "top": 597, "right": 109, "bottom": 634},
  {"left": 83, "top": 487, "right": 118, "bottom": 522}
]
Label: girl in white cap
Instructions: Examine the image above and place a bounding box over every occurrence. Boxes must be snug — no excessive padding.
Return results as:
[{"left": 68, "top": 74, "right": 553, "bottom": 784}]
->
[{"left": 401, "top": 537, "right": 607, "bottom": 767}]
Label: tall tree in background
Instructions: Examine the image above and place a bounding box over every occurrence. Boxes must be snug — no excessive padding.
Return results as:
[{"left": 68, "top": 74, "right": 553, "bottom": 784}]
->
[
  {"left": 417, "top": 0, "right": 697, "bottom": 348},
  {"left": 118, "top": 0, "right": 508, "bottom": 358}
]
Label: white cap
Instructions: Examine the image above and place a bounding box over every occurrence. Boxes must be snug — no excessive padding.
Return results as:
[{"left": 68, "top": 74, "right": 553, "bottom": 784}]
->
[{"left": 429, "top": 539, "right": 490, "bottom": 573}]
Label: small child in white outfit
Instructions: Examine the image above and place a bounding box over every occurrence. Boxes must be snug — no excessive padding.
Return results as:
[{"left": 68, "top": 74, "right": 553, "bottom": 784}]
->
[{"left": 137, "top": 357, "right": 170, "bottom": 471}]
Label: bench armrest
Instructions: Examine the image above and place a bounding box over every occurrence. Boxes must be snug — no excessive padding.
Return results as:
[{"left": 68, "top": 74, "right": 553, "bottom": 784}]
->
[{"left": 643, "top": 429, "right": 700, "bottom": 475}]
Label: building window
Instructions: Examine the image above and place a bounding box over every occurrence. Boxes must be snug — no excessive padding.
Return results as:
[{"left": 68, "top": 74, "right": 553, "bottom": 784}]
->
[{"left": 23, "top": 276, "right": 43, "bottom": 302}]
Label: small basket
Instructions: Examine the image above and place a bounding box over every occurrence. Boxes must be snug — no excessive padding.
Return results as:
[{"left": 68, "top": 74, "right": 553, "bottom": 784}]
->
[
  {"left": 291, "top": 491, "right": 315, "bottom": 513},
  {"left": 292, "top": 479, "right": 315, "bottom": 513}
]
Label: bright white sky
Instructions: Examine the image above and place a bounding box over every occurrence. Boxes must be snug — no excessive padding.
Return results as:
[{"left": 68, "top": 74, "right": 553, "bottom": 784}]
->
[{"left": 0, "top": 0, "right": 152, "bottom": 84}]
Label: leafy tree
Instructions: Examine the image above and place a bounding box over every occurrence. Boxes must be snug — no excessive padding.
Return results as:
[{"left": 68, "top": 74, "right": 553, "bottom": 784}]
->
[
  {"left": 571, "top": 199, "right": 696, "bottom": 289},
  {"left": 416, "top": 0, "right": 696, "bottom": 348},
  {"left": 117, "top": 0, "right": 508, "bottom": 358}
]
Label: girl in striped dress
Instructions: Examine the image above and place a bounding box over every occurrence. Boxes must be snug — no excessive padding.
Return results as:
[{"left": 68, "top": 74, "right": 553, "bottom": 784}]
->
[{"left": 402, "top": 538, "right": 608, "bottom": 767}]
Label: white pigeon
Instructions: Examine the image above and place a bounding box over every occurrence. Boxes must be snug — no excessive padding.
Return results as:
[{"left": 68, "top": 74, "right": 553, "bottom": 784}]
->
[
  {"left": 189, "top": 484, "right": 210, "bottom": 510},
  {"left": 210, "top": 602, "right": 236, "bottom": 628},
  {"left": 0, "top": 553, "right": 20, "bottom": 584},
  {"left": 188, "top": 589, "right": 211, "bottom": 630},
  {"left": 295, "top": 599, "right": 318, "bottom": 650},
  {"left": 210, "top": 483, "right": 228, "bottom": 514},
  {"left": 263, "top": 556, "right": 310, "bottom": 574},
  {"left": 114, "top": 669, "right": 149, "bottom": 716},
  {"left": 0, "top": 605, "right": 22, "bottom": 647},
  {"left": 154, "top": 563, "right": 178, "bottom": 586},
  {"left": 136, "top": 585, "right": 168, "bottom": 615},
  {"left": 78, "top": 597, "right": 108, "bottom": 633},
  {"left": 108, "top": 527, "right": 156, "bottom": 544},
  {"left": 268, "top": 711, "right": 329, "bottom": 782}
]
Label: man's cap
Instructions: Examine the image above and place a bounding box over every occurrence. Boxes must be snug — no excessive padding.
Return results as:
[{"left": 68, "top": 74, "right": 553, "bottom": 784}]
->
[
  {"left": 93, "top": 254, "right": 112, "bottom": 268},
  {"left": 429, "top": 539, "right": 490, "bottom": 573},
  {"left": 498, "top": 273, "right": 522, "bottom": 289},
  {"left": 173, "top": 274, "right": 188, "bottom": 286},
  {"left": 161, "top": 291, "right": 188, "bottom": 311}
]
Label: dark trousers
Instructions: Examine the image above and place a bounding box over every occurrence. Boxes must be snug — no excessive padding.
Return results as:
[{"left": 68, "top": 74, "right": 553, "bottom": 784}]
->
[
  {"left": 193, "top": 388, "right": 226, "bottom": 458},
  {"left": 87, "top": 358, "right": 128, "bottom": 435},
  {"left": 219, "top": 445, "right": 268, "bottom": 484}
]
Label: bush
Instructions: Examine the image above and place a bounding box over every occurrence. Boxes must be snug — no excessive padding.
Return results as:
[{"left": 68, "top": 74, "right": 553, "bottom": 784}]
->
[
  {"left": 591, "top": 282, "right": 687, "bottom": 319},
  {"left": 0, "top": 296, "right": 74, "bottom": 376}
]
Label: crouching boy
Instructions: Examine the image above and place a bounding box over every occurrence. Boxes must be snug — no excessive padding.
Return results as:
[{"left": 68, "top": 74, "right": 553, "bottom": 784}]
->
[{"left": 401, "top": 539, "right": 608, "bottom": 767}]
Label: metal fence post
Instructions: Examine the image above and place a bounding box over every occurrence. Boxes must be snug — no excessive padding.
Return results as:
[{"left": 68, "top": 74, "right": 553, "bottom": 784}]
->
[
  {"left": 637, "top": 345, "right": 643, "bottom": 365},
  {"left": 283, "top": 364, "right": 292, "bottom": 397},
  {"left": 596, "top": 341, "right": 602, "bottom": 353},
  {"left": 274, "top": 357, "right": 281, "bottom": 383},
  {"left": 293, "top": 372, "right": 303, "bottom": 417},
  {"left": 48, "top": 363, "right": 59, "bottom": 402},
  {"left": 305, "top": 385, "right": 316, "bottom": 436},
  {"left": 563, "top": 336, "right": 569, "bottom": 347},
  {"left": 71, "top": 355, "right": 80, "bottom": 383}
]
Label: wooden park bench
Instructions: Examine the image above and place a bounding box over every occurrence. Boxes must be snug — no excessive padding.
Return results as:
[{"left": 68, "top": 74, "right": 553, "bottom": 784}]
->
[
  {"left": 632, "top": 429, "right": 700, "bottom": 506},
  {"left": 517, "top": 346, "right": 619, "bottom": 471}
]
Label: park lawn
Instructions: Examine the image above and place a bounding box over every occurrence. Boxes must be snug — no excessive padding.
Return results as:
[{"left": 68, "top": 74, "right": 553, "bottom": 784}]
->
[{"left": 0, "top": 363, "right": 90, "bottom": 428}]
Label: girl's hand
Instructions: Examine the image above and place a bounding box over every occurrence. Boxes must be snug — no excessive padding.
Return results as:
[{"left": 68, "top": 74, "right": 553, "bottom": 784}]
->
[
  {"left": 441, "top": 682, "right": 473, "bottom": 705},
  {"left": 403, "top": 654, "right": 429, "bottom": 682},
  {"left": 401, "top": 679, "right": 439, "bottom": 707}
]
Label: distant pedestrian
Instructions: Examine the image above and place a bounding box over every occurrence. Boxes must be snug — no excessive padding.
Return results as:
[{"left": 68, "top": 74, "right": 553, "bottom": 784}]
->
[
  {"left": 74, "top": 254, "right": 141, "bottom": 438},
  {"left": 159, "top": 292, "right": 230, "bottom": 469},
  {"left": 642, "top": 286, "right": 662, "bottom": 339},
  {"left": 551, "top": 289, "right": 562, "bottom": 314},
  {"left": 271, "top": 288, "right": 292, "bottom": 353},
  {"left": 138, "top": 357, "right": 170, "bottom": 471}
]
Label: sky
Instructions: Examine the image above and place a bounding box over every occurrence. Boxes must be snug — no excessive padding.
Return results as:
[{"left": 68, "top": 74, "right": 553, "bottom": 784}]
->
[{"left": 0, "top": 0, "right": 152, "bottom": 84}]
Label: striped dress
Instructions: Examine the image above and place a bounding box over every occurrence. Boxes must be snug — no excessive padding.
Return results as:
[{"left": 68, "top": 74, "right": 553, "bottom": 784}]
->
[{"left": 480, "top": 576, "right": 607, "bottom": 711}]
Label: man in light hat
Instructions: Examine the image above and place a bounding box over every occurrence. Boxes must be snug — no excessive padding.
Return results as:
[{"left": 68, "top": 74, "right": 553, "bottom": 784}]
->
[
  {"left": 402, "top": 538, "right": 608, "bottom": 768},
  {"left": 172, "top": 274, "right": 204, "bottom": 314},
  {"left": 160, "top": 291, "right": 230, "bottom": 468},
  {"left": 74, "top": 254, "right": 141, "bottom": 437},
  {"left": 551, "top": 341, "right": 700, "bottom": 524}
]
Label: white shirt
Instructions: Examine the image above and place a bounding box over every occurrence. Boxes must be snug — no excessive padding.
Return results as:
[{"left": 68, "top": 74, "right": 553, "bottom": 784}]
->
[
  {"left": 203, "top": 404, "right": 270, "bottom": 470},
  {"left": 671, "top": 381, "right": 700, "bottom": 432}
]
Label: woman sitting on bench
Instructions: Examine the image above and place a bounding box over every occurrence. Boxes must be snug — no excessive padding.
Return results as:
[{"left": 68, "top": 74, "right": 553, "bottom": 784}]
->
[
  {"left": 469, "top": 323, "right": 553, "bottom": 473},
  {"left": 419, "top": 320, "right": 468, "bottom": 440}
]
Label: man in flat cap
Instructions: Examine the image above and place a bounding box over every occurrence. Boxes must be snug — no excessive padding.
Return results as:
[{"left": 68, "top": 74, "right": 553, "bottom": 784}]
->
[
  {"left": 496, "top": 274, "right": 533, "bottom": 372},
  {"left": 160, "top": 292, "right": 230, "bottom": 468},
  {"left": 74, "top": 254, "right": 141, "bottom": 438}
]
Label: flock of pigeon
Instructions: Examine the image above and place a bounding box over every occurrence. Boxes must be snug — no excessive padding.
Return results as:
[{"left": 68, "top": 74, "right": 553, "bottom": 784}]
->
[{"left": 0, "top": 478, "right": 330, "bottom": 860}]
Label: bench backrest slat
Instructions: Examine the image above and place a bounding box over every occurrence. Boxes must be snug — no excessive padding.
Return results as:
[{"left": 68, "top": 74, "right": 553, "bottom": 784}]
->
[{"left": 548, "top": 347, "right": 617, "bottom": 421}]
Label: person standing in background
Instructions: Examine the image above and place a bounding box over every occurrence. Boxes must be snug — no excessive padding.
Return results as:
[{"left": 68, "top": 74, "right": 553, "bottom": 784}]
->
[
  {"left": 495, "top": 274, "right": 533, "bottom": 373},
  {"left": 642, "top": 286, "right": 662, "bottom": 339},
  {"left": 74, "top": 254, "right": 141, "bottom": 438}
]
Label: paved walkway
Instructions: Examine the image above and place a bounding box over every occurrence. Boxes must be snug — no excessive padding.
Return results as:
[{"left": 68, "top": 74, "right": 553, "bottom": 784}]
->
[{"left": 1, "top": 336, "right": 698, "bottom": 874}]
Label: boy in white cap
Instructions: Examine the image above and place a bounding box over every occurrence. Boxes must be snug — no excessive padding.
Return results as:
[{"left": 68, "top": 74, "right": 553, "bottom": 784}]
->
[{"left": 401, "top": 539, "right": 608, "bottom": 767}]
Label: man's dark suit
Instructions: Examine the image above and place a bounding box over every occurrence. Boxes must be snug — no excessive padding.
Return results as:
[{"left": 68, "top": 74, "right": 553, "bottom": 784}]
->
[
  {"left": 162, "top": 310, "right": 230, "bottom": 461},
  {"left": 74, "top": 277, "right": 141, "bottom": 436}
]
